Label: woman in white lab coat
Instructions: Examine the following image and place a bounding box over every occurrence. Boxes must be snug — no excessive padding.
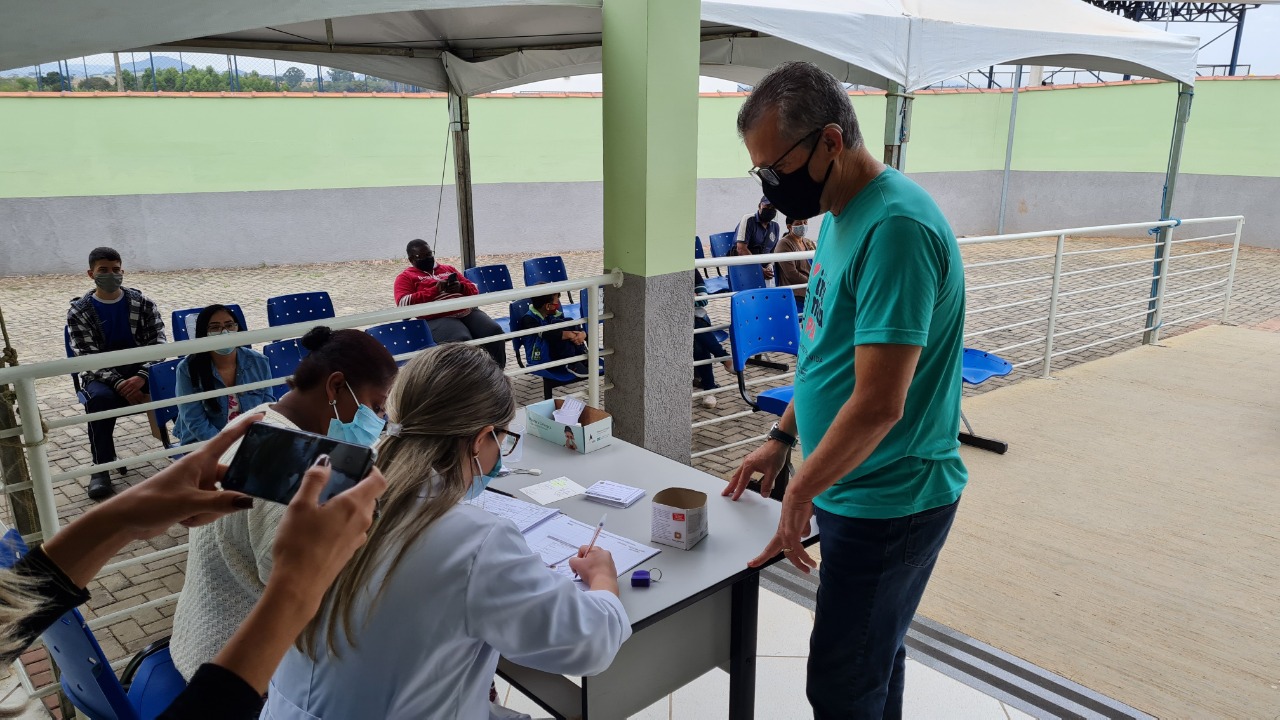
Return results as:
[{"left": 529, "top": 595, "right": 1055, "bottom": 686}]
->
[{"left": 264, "top": 343, "right": 630, "bottom": 720}]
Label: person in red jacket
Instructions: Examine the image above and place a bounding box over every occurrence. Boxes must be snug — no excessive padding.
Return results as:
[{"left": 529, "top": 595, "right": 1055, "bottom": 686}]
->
[{"left": 393, "top": 239, "right": 506, "bottom": 367}]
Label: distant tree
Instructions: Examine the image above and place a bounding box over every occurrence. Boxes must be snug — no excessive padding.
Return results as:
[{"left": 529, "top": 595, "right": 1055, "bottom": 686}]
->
[
  {"left": 282, "top": 66, "right": 305, "bottom": 89},
  {"left": 326, "top": 68, "right": 355, "bottom": 83},
  {"left": 120, "top": 69, "right": 138, "bottom": 91},
  {"left": 41, "top": 71, "right": 67, "bottom": 90},
  {"left": 237, "top": 70, "right": 278, "bottom": 92},
  {"left": 156, "top": 67, "right": 182, "bottom": 91},
  {"left": 77, "top": 76, "right": 113, "bottom": 91}
]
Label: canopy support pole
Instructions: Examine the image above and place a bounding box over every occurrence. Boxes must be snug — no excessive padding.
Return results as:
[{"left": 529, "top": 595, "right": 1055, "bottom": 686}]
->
[
  {"left": 1229, "top": 7, "right": 1248, "bottom": 76},
  {"left": 448, "top": 89, "right": 477, "bottom": 269},
  {"left": 882, "top": 82, "right": 912, "bottom": 171},
  {"left": 1143, "top": 82, "right": 1193, "bottom": 345},
  {"left": 997, "top": 65, "right": 1023, "bottom": 235}
]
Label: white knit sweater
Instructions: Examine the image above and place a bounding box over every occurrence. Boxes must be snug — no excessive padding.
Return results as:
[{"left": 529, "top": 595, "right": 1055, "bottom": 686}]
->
[{"left": 170, "top": 403, "right": 292, "bottom": 681}]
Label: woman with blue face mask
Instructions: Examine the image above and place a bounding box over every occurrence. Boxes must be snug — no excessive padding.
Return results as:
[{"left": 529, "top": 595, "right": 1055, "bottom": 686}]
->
[
  {"left": 174, "top": 305, "right": 276, "bottom": 445},
  {"left": 171, "top": 325, "right": 397, "bottom": 682},
  {"left": 264, "top": 343, "right": 629, "bottom": 720}
]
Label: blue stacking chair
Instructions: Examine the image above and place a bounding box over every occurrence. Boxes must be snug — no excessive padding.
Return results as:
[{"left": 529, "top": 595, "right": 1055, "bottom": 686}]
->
[
  {"left": 708, "top": 231, "right": 737, "bottom": 263},
  {"left": 695, "top": 237, "right": 730, "bottom": 295},
  {"left": 144, "top": 359, "right": 181, "bottom": 449},
  {"left": 727, "top": 263, "right": 768, "bottom": 293},
  {"left": 958, "top": 348, "right": 1013, "bottom": 454},
  {"left": 263, "top": 339, "right": 309, "bottom": 400},
  {"left": 170, "top": 305, "right": 249, "bottom": 343},
  {"left": 266, "top": 292, "right": 335, "bottom": 328},
  {"left": 463, "top": 265, "right": 514, "bottom": 334},
  {"left": 365, "top": 320, "right": 436, "bottom": 367},
  {"left": 522, "top": 257, "right": 581, "bottom": 319},
  {"left": 0, "top": 530, "right": 187, "bottom": 720},
  {"left": 509, "top": 299, "right": 581, "bottom": 400}
]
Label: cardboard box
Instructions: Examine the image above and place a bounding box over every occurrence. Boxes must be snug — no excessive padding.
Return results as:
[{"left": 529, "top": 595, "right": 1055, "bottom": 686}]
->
[
  {"left": 651, "top": 488, "right": 708, "bottom": 550},
  {"left": 525, "top": 399, "right": 613, "bottom": 454}
]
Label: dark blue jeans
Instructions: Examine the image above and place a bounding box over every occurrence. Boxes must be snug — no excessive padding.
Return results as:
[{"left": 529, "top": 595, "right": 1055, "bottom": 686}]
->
[
  {"left": 84, "top": 375, "right": 148, "bottom": 466},
  {"left": 693, "top": 315, "right": 729, "bottom": 389},
  {"left": 807, "top": 499, "right": 960, "bottom": 719}
]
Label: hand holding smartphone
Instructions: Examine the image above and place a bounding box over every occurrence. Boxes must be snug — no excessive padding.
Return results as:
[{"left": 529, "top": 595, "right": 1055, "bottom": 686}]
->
[{"left": 221, "top": 423, "right": 376, "bottom": 505}]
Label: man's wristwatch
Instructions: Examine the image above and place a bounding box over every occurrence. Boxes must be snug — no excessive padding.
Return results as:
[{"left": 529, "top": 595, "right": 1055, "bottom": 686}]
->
[{"left": 766, "top": 423, "right": 797, "bottom": 449}]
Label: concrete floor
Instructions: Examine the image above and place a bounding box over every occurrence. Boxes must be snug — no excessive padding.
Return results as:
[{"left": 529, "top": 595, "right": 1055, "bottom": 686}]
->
[{"left": 918, "top": 325, "right": 1280, "bottom": 719}]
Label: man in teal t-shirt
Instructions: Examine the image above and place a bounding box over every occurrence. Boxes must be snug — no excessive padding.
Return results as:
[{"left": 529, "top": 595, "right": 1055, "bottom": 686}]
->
[{"left": 724, "top": 62, "right": 967, "bottom": 719}]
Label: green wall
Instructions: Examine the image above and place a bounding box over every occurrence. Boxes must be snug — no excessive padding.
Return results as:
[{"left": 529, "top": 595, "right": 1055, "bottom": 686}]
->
[{"left": 2, "top": 78, "right": 1278, "bottom": 200}]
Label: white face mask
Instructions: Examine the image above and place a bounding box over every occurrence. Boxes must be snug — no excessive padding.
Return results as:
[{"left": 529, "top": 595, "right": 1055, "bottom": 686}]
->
[{"left": 792, "top": 224, "right": 807, "bottom": 238}]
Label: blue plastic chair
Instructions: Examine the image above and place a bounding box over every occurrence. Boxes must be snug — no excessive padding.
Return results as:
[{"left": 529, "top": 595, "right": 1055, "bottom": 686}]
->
[
  {"left": 145, "top": 359, "right": 181, "bottom": 449},
  {"left": 729, "top": 289, "right": 800, "bottom": 418},
  {"left": 696, "top": 238, "right": 730, "bottom": 295},
  {"left": 170, "top": 305, "right": 249, "bottom": 343},
  {"left": 708, "top": 231, "right": 736, "bottom": 261},
  {"left": 263, "top": 339, "right": 310, "bottom": 400},
  {"left": 958, "top": 348, "right": 1013, "bottom": 454},
  {"left": 521, "top": 257, "right": 580, "bottom": 317},
  {"left": 365, "top": 320, "right": 436, "bottom": 366},
  {"left": 727, "top": 263, "right": 768, "bottom": 293},
  {"left": 0, "top": 530, "right": 186, "bottom": 720},
  {"left": 463, "top": 265, "right": 514, "bottom": 334},
  {"left": 266, "top": 292, "right": 335, "bottom": 328},
  {"left": 509, "top": 299, "right": 581, "bottom": 400}
]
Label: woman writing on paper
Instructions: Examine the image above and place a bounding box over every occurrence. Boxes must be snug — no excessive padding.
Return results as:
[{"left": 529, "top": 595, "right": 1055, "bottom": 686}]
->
[{"left": 264, "top": 343, "right": 629, "bottom": 720}]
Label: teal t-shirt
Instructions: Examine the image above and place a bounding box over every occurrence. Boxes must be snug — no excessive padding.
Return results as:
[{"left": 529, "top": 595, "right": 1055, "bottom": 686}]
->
[{"left": 797, "top": 168, "right": 968, "bottom": 520}]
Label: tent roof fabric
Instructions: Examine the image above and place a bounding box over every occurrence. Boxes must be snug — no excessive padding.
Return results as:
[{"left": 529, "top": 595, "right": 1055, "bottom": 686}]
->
[{"left": 1, "top": 0, "right": 1199, "bottom": 94}]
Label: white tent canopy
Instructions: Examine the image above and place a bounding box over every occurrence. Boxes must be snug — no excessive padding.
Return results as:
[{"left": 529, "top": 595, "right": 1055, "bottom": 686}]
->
[{"left": 2, "top": 0, "right": 1198, "bottom": 94}]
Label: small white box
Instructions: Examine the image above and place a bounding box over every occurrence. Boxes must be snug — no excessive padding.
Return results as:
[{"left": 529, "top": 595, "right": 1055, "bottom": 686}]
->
[
  {"left": 651, "top": 487, "right": 708, "bottom": 550},
  {"left": 525, "top": 399, "right": 613, "bottom": 454}
]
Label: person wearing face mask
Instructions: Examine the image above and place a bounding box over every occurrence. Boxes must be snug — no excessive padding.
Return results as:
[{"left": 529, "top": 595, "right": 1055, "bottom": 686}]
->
[
  {"left": 174, "top": 304, "right": 275, "bottom": 445},
  {"left": 725, "top": 62, "right": 967, "bottom": 720},
  {"left": 170, "top": 325, "right": 398, "bottom": 682},
  {"left": 732, "top": 196, "right": 782, "bottom": 283},
  {"left": 394, "top": 238, "right": 507, "bottom": 368},
  {"left": 264, "top": 343, "right": 629, "bottom": 720},
  {"left": 774, "top": 217, "right": 818, "bottom": 313},
  {"left": 66, "top": 246, "right": 168, "bottom": 500},
  {"left": 516, "top": 291, "right": 591, "bottom": 378}
]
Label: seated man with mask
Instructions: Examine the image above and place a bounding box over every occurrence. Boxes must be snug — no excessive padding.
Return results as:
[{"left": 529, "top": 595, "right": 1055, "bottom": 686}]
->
[
  {"left": 732, "top": 196, "right": 782, "bottom": 283},
  {"left": 393, "top": 239, "right": 507, "bottom": 368}
]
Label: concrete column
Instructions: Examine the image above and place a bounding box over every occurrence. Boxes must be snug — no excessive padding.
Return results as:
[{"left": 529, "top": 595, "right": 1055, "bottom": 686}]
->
[{"left": 601, "top": 0, "right": 699, "bottom": 463}]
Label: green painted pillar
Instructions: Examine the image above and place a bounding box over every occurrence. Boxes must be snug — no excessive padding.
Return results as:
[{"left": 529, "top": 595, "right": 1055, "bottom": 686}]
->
[{"left": 601, "top": 0, "right": 700, "bottom": 462}]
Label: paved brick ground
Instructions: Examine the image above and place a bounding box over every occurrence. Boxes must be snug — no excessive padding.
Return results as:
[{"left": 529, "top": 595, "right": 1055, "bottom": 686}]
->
[{"left": 0, "top": 230, "right": 1276, "bottom": 700}]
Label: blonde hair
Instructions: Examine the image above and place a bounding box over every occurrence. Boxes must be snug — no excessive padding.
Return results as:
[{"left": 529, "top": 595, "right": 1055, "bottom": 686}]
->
[
  {"left": 0, "top": 570, "right": 39, "bottom": 717},
  {"left": 299, "top": 343, "right": 515, "bottom": 658}
]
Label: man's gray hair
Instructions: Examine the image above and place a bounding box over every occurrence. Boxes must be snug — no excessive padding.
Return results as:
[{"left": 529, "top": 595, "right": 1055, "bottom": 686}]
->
[{"left": 737, "top": 61, "right": 863, "bottom": 151}]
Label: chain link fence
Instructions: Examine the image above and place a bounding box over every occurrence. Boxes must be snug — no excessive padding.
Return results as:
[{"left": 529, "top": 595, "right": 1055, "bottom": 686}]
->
[{"left": 0, "top": 52, "right": 432, "bottom": 93}]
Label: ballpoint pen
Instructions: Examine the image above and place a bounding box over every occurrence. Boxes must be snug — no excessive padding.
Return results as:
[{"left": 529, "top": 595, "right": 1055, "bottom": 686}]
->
[{"left": 573, "top": 513, "right": 607, "bottom": 579}]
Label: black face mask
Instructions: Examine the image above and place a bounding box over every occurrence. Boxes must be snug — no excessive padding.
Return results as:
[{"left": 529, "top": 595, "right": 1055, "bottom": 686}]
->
[
  {"left": 762, "top": 141, "right": 833, "bottom": 221},
  {"left": 758, "top": 207, "right": 777, "bottom": 223},
  {"left": 412, "top": 256, "right": 435, "bottom": 273}
]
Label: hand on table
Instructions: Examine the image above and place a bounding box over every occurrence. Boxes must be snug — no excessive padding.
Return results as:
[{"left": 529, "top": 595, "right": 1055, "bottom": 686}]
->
[
  {"left": 722, "top": 440, "right": 788, "bottom": 500},
  {"left": 748, "top": 492, "right": 817, "bottom": 573}
]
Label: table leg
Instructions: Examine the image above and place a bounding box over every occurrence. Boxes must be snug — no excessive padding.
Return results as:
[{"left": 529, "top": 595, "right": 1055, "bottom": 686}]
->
[{"left": 728, "top": 573, "right": 760, "bottom": 719}]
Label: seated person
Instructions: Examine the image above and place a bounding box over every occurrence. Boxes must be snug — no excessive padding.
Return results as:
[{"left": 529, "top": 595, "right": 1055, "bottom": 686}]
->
[
  {"left": 733, "top": 195, "right": 782, "bottom": 283},
  {"left": 174, "top": 304, "right": 275, "bottom": 445},
  {"left": 66, "top": 246, "right": 167, "bottom": 501},
  {"left": 170, "top": 326, "right": 398, "bottom": 681},
  {"left": 517, "top": 292, "right": 590, "bottom": 378},
  {"left": 774, "top": 217, "right": 816, "bottom": 313},
  {"left": 393, "top": 239, "right": 506, "bottom": 368},
  {"left": 693, "top": 270, "right": 733, "bottom": 409},
  {"left": 265, "top": 343, "right": 629, "bottom": 719}
]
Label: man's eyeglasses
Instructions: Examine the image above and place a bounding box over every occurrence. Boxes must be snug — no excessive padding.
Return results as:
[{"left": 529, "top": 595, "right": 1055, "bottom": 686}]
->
[
  {"left": 207, "top": 322, "right": 239, "bottom": 333},
  {"left": 748, "top": 128, "right": 823, "bottom": 187}
]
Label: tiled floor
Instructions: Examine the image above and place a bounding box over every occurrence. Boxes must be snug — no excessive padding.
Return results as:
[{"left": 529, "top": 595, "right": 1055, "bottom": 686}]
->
[{"left": 489, "top": 588, "right": 1034, "bottom": 720}]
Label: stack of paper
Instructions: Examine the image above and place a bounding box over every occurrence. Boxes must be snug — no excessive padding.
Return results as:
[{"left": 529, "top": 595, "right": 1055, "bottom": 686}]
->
[
  {"left": 466, "top": 490, "right": 561, "bottom": 533},
  {"left": 525, "top": 515, "right": 660, "bottom": 580},
  {"left": 552, "top": 396, "right": 586, "bottom": 425},
  {"left": 520, "top": 476, "right": 588, "bottom": 505},
  {"left": 585, "top": 481, "right": 645, "bottom": 509}
]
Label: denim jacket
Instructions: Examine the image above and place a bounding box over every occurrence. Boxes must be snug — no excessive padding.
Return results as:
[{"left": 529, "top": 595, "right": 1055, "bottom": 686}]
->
[{"left": 174, "top": 348, "right": 275, "bottom": 444}]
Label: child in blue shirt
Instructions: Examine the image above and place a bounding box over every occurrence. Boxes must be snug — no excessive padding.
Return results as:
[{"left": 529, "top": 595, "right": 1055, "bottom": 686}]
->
[{"left": 516, "top": 293, "right": 589, "bottom": 378}]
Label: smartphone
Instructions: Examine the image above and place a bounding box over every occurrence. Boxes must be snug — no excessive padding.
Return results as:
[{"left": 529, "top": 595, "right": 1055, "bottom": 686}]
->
[{"left": 222, "top": 423, "right": 375, "bottom": 505}]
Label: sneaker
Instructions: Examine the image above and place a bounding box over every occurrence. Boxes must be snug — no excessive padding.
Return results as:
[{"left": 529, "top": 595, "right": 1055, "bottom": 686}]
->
[
  {"left": 700, "top": 395, "right": 718, "bottom": 409},
  {"left": 87, "top": 472, "right": 114, "bottom": 501},
  {"left": 566, "top": 361, "right": 590, "bottom": 378}
]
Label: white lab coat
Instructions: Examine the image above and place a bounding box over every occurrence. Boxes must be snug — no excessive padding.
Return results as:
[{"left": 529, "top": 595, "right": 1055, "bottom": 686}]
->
[{"left": 262, "top": 502, "right": 632, "bottom": 720}]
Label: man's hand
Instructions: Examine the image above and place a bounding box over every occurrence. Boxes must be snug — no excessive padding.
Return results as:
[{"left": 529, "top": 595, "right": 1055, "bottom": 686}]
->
[
  {"left": 117, "top": 376, "right": 145, "bottom": 404},
  {"left": 723, "top": 439, "right": 789, "bottom": 500},
  {"left": 748, "top": 492, "right": 817, "bottom": 573},
  {"left": 763, "top": 266, "right": 775, "bottom": 280},
  {"left": 563, "top": 330, "right": 587, "bottom": 344}
]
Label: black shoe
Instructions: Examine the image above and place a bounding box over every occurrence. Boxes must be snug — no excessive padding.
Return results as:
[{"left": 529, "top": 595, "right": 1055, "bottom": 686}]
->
[
  {"left": 87, "top": 472, "right": 114, "bottom": 501},
  {"left": 566, "top": 361, "right": 589, "bottom": 379},
  {"left": 117, "top": 466, "right": 128, "bottom": 477}
]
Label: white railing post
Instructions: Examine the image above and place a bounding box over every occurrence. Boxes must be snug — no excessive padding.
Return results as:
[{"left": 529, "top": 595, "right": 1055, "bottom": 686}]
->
[
  {"left": 1040, "top": 234, "right": 1066, "bottom": 378},
  {"left": 587, "top": 283, "right": 601, "bottom": 407},
  {"left": 12, "top": 378, "right": 59, "bottom": 541},
  {"left": 1149, "top": 227, "right": 1176, "bottom": 344},
  {"left": 1221, "top": 217, "right": 1244, "bottom": 322}
]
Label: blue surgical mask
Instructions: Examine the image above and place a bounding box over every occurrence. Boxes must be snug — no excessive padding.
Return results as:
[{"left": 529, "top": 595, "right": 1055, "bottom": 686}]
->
[
  {"left": 213, "top": 330, "right": 236, "bottom": 356},
  {"left": 327, "top": 383, "right": 385, "bottom": 447},
  {"left": 465, "top": 430, "right": 504, "bottom": 500}
]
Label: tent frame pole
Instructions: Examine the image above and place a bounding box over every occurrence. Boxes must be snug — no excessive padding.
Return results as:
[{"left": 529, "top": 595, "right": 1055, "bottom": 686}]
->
[
  {"left": 882, "top": 82, "right": 912, "bottom": 171},
  {"left": 448, "top": 89, "right": 477, "bottom": 269},
  {"left": 1143, "top": 82, "right": 1194, "bottom": 345},
  {"left": 997, "top": 65, "right": 1023, "bottom": 235}
]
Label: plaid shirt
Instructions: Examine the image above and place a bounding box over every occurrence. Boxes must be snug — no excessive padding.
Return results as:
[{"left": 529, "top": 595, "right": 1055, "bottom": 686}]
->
[{"left": 66, "top": 288, "right": 167, "bottom": 388}]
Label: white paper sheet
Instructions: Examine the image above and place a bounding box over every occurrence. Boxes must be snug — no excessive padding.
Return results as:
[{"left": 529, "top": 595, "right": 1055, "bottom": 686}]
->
[
  {"left": 519, "top": 476, "right": 587, "bottom": 505},
  {"left": 526, "top": 514, "right": 660, "bottom": 579},
  {"left": 552, "top": 396, "right": 586, "bottom": 425},
  {"left": 465, "top": 490, "right": 560, "bottom": 533}
]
